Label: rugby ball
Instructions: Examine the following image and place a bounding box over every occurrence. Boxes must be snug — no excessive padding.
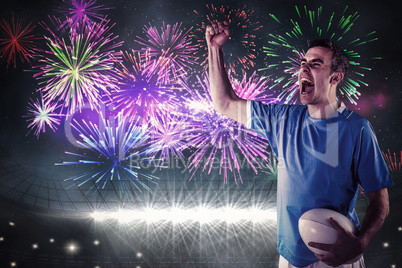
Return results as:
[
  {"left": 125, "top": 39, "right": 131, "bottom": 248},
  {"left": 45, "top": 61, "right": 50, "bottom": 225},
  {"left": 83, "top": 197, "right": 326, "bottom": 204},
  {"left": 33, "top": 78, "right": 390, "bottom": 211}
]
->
[{"left": 298, "top": 208, "right": 362, "bottom": 264}]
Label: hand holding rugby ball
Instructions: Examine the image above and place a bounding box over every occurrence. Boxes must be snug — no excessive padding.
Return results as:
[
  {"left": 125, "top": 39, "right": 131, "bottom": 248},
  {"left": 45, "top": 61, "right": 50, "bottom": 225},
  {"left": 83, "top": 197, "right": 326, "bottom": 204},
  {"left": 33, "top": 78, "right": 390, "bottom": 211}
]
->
[{"left": 298, "top": 208, "right": 363, "bottom": 264}]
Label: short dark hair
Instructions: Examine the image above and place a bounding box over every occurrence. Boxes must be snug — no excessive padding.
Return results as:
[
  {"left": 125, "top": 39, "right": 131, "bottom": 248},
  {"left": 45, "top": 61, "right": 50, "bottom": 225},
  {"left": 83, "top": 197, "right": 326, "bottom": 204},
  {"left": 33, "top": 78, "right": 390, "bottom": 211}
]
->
[{"left": 308, "top": 39, "right": 349, "bottom": 79}]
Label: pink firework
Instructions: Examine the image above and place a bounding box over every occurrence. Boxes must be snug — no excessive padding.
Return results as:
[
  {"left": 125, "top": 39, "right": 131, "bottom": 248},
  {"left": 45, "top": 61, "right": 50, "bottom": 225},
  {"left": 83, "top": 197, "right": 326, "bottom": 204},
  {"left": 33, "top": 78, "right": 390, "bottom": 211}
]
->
[
  {"left": 192, "top": 4, "right": 263, "bottom": 75},
  {"left": 230, "top": 70, "right": 277, "bottom": 104},
  {"left": 135, "top": 22, "right": 198, "bottom": 84},
  {"left": 0, "top": 14, "right": 39, "bottom": 69},
  {"left": 110, "top": 50, "right": 183, "bottom": 124},
  {"left": 33, "top": 18, "right": 122, "bottom": 115},
  {"left": 181, "top": 72, "right": 271, "bottom": 184},
  {"left": 24, "top": 92, "right": 62, "bottom": 138},
  {"left": 146, "top": 110, "right": 190, "bottom": 164}
]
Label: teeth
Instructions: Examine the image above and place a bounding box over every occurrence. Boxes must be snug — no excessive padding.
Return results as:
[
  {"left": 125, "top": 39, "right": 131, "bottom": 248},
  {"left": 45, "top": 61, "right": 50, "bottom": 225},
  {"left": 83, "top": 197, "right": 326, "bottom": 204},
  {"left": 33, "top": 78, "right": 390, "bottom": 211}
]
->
[{"left": 301, "top": 78, "right": 314, "bottom": 86}]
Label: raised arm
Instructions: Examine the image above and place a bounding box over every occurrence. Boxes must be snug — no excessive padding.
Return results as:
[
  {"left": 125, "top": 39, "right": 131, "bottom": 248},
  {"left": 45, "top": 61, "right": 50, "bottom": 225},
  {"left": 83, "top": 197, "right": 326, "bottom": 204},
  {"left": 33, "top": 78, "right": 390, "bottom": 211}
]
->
[{"left": 205, "top": 21, "right": 248, "bottom": 125}]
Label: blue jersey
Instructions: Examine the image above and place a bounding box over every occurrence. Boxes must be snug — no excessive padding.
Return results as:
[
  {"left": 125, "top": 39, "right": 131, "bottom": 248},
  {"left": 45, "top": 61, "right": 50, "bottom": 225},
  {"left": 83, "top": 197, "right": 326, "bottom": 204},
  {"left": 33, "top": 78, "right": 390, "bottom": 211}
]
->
[{"left": 247, "top": 100, "right": 393, "bottom": 267}]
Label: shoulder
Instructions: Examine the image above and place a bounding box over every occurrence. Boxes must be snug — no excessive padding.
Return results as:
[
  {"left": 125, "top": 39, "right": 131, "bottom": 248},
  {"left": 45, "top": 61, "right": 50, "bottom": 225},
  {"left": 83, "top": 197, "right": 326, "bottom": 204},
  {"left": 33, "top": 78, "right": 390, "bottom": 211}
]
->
[
  {"left": 340, "top": 109, "right": 373, "bottom": 131},
  {"left": 250, "top": 101, "right": 306, "bottom": 117},
  {"left": 340, "top": 109, "right": 379, "bottom": 147}
]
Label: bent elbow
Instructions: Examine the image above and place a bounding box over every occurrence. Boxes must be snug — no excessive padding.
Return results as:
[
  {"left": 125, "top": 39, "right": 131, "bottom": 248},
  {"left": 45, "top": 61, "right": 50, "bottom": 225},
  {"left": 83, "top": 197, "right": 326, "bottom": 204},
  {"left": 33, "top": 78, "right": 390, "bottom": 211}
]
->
[
  {"left": 213, "top": 105, "right": 225, "bottom": 116},
  {"left": 385, "top": 201, "right": 390, "bottom": 219},
  {"left": 212, "top": 101, "right": 230, "bottom": 116},
  {"left": 384, "top": 190, "right": 390, "bottom": 219}
]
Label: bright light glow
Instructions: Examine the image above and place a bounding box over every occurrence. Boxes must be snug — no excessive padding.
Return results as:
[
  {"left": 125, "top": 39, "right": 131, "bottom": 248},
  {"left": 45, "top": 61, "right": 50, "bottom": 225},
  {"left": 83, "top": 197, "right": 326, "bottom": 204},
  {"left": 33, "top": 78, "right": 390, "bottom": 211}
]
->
[
  {"left": 250, "top": 208, "right": 276, "bottom": 223},
  {"left": 0, "top": 237, "right": 4, "bottom": 241},
  {"left": 49, "top": 238, "right": 54, "bottom": 243},
  {"left": 168, "top": 208, "right": 190, "bottom": 223},
  {"left": 65, "top": 241, "right": 80, "bottom": 254},
  {"left": 136, "top": 252, "right": 143, "bottom": 258},
  {"left": 32, "top": 243, "right": 38, "bottom": 249},
  {"left": 94, "top": 240, "right": 100, "bottom": 246},
  {"left": 383, "top": 242, "right": 389, "bottom": 248},
  {"left": 398, "top": 226, "right": 402, "bottom": 231},
  {"left": 9, "top": 221, "right": 15, "bottom": 226},
  {"left": 115, "top": 210, "right": 139, "bottom": 223},
  {"left": 90, "top": 207, "right": 276, "bottom": 224},
  {"left": 10, "top": 262, "right": 17, "bottom": 267},
  {"left": 91, "top": 212, "right": 108, "bottom": 221}
]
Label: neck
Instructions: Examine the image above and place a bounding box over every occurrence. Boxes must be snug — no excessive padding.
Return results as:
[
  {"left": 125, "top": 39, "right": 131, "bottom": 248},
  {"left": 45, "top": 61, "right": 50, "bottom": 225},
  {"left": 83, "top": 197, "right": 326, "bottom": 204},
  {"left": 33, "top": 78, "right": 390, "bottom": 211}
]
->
[{"left": 308, "top": 100, "right": 340, "bottom": 119}]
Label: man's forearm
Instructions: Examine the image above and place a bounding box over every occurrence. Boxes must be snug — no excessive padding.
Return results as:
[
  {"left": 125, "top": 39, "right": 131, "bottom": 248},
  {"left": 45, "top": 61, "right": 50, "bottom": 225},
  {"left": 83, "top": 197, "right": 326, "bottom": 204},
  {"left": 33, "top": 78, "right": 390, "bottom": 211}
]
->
[
  {"left": 208, "top": 46, "right": 248, "bottom": 125},
  {"left": 206, "top": 22, "right": 247, "bottom": 124},
  {"left": 358, "top": 188, "right": 389, "bottom": 252},
  {"left": 208, "top": 46, "right": 239, "bottom": 114}
]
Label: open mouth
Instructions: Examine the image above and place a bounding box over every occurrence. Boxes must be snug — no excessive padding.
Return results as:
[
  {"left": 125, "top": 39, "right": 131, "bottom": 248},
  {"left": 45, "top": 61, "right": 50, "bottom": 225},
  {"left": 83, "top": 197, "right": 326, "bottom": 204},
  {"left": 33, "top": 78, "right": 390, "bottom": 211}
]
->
[{"left": 300, "top": 77, "right": 314, "bottom": 95}]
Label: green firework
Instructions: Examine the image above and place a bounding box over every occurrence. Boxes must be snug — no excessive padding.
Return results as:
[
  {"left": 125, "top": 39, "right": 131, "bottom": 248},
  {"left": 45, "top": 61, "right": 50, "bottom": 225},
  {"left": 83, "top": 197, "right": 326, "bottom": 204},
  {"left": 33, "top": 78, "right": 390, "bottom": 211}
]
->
[{"left": 261, "top": 5, "right": 381, "bottom": 105}]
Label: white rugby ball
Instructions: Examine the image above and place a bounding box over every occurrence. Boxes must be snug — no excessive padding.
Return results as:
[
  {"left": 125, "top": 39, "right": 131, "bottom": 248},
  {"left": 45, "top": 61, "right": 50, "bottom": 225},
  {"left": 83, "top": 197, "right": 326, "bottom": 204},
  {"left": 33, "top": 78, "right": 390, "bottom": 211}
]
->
[{"left": 298, "top": 208, "right": 362, "bottom": 264}]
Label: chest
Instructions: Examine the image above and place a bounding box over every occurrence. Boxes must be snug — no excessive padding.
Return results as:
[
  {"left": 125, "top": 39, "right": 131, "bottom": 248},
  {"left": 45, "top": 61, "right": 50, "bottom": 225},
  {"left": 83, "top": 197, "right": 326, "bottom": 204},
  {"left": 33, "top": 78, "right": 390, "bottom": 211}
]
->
[{"left": 277, "top": 116, "right": 355, "bottom": 173}]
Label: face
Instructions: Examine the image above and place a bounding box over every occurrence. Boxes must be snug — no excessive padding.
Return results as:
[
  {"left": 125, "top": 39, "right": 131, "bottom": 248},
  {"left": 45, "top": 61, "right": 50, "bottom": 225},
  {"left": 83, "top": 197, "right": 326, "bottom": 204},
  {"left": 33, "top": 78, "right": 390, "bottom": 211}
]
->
[{"left": 298, "top": 46, "right": 336, "bottom": 106}]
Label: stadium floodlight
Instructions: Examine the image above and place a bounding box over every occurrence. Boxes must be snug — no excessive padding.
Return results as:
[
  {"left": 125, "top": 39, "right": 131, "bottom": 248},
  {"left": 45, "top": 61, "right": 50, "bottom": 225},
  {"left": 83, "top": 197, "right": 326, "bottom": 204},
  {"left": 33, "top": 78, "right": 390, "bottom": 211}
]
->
[{"left": 90, "top": 207, "right": 276, "bottom": 224}]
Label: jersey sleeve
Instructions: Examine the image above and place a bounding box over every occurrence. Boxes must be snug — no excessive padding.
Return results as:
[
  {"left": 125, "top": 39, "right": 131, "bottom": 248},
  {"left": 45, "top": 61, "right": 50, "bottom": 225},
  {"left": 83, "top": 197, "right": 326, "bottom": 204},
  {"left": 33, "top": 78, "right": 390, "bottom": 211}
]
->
[
  {"left": 247, "top": 100, "right": 282, "bottom": 156},
  {"left": 353, "top": 120, "right": 393, "bottom": 193}
]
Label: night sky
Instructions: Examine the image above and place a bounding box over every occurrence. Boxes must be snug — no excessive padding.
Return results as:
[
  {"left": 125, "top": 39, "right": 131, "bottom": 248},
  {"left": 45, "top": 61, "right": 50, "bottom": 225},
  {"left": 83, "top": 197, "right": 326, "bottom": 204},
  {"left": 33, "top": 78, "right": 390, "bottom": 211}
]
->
[
  {"left": 0, "top": 0, "right": 401, "bottom": 265},
  {"left": 0, "top": 0, "right": 401, "bottom": 178}
]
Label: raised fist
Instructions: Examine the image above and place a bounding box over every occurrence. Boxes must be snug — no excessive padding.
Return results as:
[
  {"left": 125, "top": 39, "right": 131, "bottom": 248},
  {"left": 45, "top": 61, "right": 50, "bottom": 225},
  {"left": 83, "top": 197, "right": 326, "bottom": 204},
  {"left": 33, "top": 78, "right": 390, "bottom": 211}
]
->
[{"left": 205, "top": 21, "right": 231, "bottom": 49}]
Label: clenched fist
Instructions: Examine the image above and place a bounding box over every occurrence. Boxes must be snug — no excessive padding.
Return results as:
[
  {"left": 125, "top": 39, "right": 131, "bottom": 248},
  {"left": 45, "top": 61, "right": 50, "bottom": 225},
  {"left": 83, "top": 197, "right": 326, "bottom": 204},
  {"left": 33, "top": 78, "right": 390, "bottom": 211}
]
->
[{"left": 205, "top": 21, "right": 231, "bottom": 49}]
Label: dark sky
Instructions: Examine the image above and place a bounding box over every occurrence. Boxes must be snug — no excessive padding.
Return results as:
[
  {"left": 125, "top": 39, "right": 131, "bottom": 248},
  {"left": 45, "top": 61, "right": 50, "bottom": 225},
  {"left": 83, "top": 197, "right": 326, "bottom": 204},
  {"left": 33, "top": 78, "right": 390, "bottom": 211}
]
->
[
  {"left": 0, "top": 2, "right": 401, "bottom": 266},
  {"left": 0, "top": 0, "right": 401, "bottom": 180}
]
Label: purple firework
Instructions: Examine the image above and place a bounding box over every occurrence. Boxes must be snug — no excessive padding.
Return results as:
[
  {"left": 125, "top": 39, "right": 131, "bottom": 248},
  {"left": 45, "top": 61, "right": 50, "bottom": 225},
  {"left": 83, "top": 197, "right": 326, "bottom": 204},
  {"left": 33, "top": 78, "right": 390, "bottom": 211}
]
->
[
  {"left": 33, "top": 17, "right": 122, "bottom": 115},
  {"left": 146, "top": 110, "right": 190, "bottom": 164},
  {"left": 56, "top": 0, "right": 112, "bottom": 29},
  {"left": 110, "top": 50, "right": 183, "bottom": 124},
  {"left": 135, "top": 22, "right": 198, "bottom": 84},
  {"left": 182, "top": 73, "right": 271, "bottom": 184}
]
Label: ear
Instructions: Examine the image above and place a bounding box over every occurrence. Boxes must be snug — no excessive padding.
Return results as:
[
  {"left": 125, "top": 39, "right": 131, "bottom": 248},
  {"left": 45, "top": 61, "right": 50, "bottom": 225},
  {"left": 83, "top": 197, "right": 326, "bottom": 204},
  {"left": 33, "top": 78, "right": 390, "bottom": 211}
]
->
[{"left": 330, "top": 72, "right": 344, "bottom": 85}]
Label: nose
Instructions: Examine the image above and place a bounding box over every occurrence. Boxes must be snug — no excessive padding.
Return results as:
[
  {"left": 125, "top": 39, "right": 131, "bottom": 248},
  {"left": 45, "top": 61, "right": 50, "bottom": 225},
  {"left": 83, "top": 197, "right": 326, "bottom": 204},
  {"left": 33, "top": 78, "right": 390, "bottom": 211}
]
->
[
  {"left": 300, "top": 64, "right": 310, "bottom": 73},
  {"left": 298, "top": 65, "right": 310, "bottom": 78}
]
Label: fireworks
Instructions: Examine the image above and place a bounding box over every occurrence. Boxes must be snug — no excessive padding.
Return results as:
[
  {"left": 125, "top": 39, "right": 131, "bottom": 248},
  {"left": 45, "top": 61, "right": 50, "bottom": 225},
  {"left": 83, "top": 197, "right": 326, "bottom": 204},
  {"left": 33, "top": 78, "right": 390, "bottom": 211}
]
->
[
  {"left": 56, "top": 0, "right": 112, "bottom": 29},
  {"left": 56, "top": 114, "right": 159, "bottom": 194},
  {"left": 110, "top": 49, "right": 183, "bottom": 123},
  {"left": 230, "top": 70, "right": 277, "bottom": 104},
  {"left": 261, "top": 5, "right": 381, "bottom": 104},
  {"left": 24, "top": 92, "right": 62, "bottom": 138},
  {"left": 257, "top": 151, "right": 278, "bottom": 181},
  {"left": 135, "top": 22, "right": 198, "bottom": 84},
  {"left": 0, "top": 14, "right": 39, "bottom": 69},
  {"left": 382, "top": 149, "right": 402, "bottom": 174},
  {"left": 146, "top": 110, "right": 190, "bottom": 164},
  {"left": 33, "top": 18, "right": 122, "bottom": 115},
  {"left": 191, "top": 4, "right": 263, "bottom": 75},
  {"left": 182, "top": 73, "right": 270, "bottom": 184}
]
